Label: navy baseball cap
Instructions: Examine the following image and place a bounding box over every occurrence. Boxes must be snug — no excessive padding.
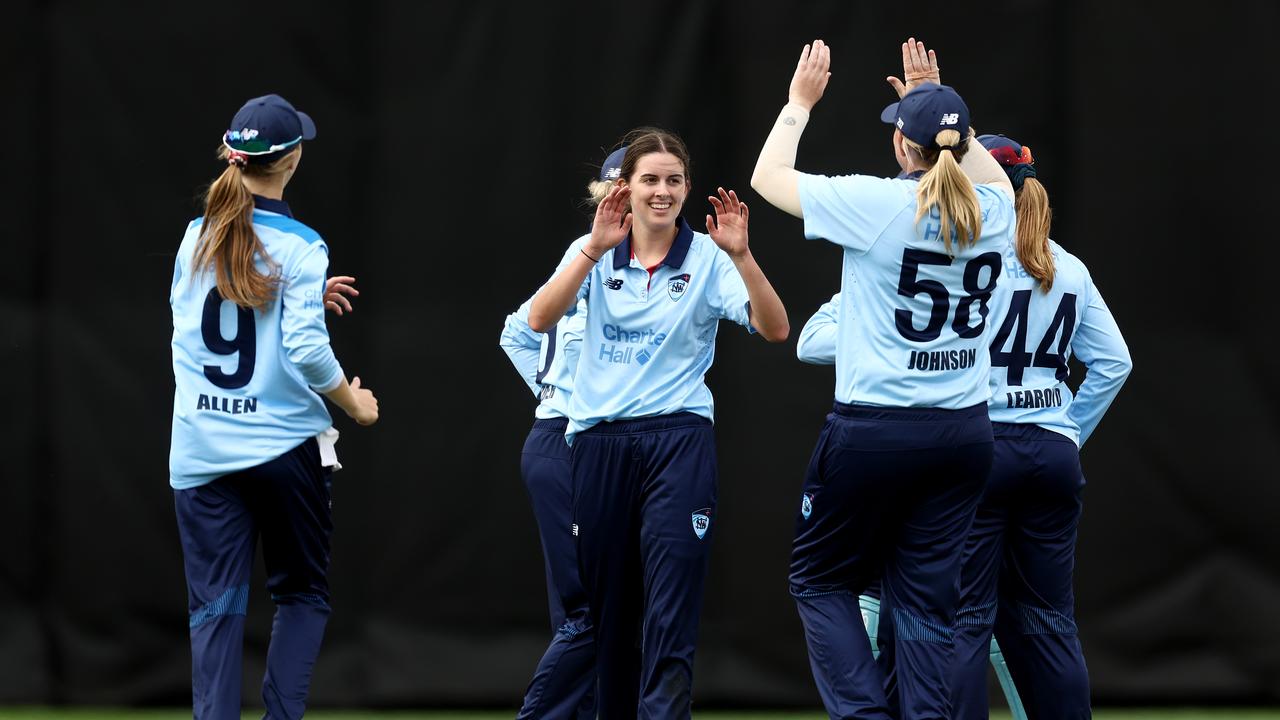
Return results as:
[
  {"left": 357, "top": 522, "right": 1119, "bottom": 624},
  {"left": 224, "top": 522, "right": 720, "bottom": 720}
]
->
[
  {"left": 600, "top": 145, "right": 627, "bottom": 181},
  {"left": 880, "top": 82, "right": 970, "bottom": 149},
  {"left": 223, "top": 94, "right": 316, "bottom": 164}
]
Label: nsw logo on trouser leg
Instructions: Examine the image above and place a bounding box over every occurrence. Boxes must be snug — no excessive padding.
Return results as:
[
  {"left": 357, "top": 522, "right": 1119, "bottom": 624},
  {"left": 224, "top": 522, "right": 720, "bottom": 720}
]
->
[
  {"left": 801, "top": 492, "right": 814, "bottom": 520},
  {"left": 691, "top": 508, "right": 712, "bottom": 540}
]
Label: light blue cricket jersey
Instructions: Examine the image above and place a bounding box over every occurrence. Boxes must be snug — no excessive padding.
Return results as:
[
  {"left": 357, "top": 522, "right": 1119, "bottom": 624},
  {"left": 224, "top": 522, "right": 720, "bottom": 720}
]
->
[
  {"left": 798, "top": 173, "right": 1015, "bottom": 408},
  {"left": 558, "top": 217, "right": 753, "bottom": 442},
  {"left": 796, "top": 293, "right": 840, "bottom": 365},
  {"left": 499, "top": 235, "right": 589, "bottom": 420},
  {"left": 987, "top": 239, "right": 1132, "bottom": 445},
  {"left": 169, "top": 197, "right": 343, "bottom": 489}
]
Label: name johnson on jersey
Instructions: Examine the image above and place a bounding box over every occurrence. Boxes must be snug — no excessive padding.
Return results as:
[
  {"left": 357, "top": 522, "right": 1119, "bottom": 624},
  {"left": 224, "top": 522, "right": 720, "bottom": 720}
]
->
[{"left": 906, "top": 347, "right": 979, "bottom": 372}]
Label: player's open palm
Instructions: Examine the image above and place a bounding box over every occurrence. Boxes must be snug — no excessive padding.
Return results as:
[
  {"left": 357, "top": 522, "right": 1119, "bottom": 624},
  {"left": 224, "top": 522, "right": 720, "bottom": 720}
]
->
[
  {"left": 887, "top": 37, "right": 940, "bottom": 99},
  {"left": 587, "top": 184, "right": 633, "bottom": 258},
  {"left": 706, "top": 187, "right": 750, "bottom": 259},
  {"left": 789, "top": 40, "right": 831, "bottom": 111}
]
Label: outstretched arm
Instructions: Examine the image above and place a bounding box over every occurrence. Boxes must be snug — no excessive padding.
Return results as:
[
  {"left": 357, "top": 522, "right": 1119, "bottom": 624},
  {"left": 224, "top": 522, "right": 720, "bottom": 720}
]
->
[
  {"left": 706, "top": 187, "right": 788, "bottom": 342},
  {"left": 751, "top": 40, "right": 831, "bottom": 217}
]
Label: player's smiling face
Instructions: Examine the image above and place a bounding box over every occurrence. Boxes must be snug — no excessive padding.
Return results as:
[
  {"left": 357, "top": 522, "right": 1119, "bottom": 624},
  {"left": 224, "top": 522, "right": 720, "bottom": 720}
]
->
[{"left": 623, "top": 151, "right": 688, "bottom": 232}]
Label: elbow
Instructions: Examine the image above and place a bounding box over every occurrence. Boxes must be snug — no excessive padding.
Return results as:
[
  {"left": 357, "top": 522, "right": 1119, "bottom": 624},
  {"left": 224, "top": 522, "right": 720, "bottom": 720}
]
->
[
  {"left": 750, "top": 166, "right": 770, "bottom": 198},
  {"left": 527, "top": 307, "right": 552, "bottom": 334},
  {"left": 1118, "top": 355, "right": 1134, "bottom": 384},
  {"left": 761, "top": 319, "right": 790, "bottom": 344},
  {"left": 1113, "top": 347, "right": 1135, "bottom": 382}
]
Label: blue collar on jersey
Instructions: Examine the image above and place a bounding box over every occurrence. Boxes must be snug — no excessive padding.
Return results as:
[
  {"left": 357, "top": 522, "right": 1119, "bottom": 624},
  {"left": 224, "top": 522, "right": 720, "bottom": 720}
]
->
[
  {"left": 252, "top": 194, "right": 293, "bottom": 218},
  {"left": 896, "top": 170, "right": 925, "bottom": 180},
  {"left": 614, "top": 216, "right": 694, "bottom": 270}
]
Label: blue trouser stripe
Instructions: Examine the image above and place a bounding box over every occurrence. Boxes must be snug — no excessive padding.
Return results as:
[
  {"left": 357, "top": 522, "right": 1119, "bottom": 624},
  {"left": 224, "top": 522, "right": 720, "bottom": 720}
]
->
[
  {"left": 190, "top": 584, "right": 250, "bottom": 628},
  {"left": 892, "top": 607, "right": 954, "bottom": 643},
  {"left": 956, "top": 600, "right": 997, "bottom": 628},
  {"left": 1017, "top": 603, "right": 1078, "bottom": 635}
]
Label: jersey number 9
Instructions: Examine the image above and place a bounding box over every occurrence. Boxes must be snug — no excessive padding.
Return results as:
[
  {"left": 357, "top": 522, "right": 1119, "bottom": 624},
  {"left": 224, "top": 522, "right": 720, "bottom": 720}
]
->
[{"left": 201, "top": 288, "right": 257, "bottom": 390}]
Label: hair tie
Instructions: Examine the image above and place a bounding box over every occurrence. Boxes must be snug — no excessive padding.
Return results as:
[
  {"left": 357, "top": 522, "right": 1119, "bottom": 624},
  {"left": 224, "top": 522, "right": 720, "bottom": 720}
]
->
[
  {"left": 937, "top": 145, "right": 954, "bottom": 152},
  {"left": 1009, "top": 163, "right": 1037, "bottom": 191},
  {"left": 226, "top": 150, "right": 249, "bottom": 168}
]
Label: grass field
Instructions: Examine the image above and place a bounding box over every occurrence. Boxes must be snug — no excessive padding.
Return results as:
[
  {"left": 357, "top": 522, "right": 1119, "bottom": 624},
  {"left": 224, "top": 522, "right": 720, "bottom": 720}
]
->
[{"left": 1, "top": 710, "right": 1277, "bottom": 720}]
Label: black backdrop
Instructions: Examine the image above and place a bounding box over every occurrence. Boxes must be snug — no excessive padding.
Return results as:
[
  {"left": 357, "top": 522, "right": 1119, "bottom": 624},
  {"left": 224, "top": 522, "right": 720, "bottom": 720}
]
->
[{"left": 3, "top": 0, "right": 1279, "bottom": 709}]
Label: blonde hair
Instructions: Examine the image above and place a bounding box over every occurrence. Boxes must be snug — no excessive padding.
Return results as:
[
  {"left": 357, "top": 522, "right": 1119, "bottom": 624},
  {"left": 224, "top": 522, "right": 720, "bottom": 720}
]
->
[
  {"left": 192, "top": 146, "right": 297, "bottom": 310},
  {"left": 907, "top": 129, "right": 982, "bottom": 256},
  {"left": 1013, "top": 176, "right": 1055, "bottom": 291},
  {"left": 585, "top": 178, "right": 615, "bottom": 207}
]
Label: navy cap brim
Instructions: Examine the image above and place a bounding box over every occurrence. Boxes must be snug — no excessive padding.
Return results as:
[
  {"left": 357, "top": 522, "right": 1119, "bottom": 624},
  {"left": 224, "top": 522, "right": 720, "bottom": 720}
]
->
[
  {"left": 880, "top": 101, "right": 900, "bottom": 125},
  {"left": 298, "top": 111, "right": 316, "bottom": 140}
]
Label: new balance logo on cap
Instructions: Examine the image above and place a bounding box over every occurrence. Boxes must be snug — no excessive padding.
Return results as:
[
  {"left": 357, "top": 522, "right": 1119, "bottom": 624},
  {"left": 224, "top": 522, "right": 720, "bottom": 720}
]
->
[
  {"left": 940, "top": 113, "right": 959, "bottom": 126},
  {"left": 604, "top": 277, "right": 623, "bottom": 290}
]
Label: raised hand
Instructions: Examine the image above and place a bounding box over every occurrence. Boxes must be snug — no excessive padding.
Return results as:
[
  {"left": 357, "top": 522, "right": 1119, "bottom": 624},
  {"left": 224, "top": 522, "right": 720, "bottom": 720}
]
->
[
  {"left": 789, "top": 40, "right": 831, "bottom": 111},
  {"left": 324, "top": 275, "right": 358, "bottom": 315},
  {"left": 886, "top": 37, "right": 940, "bottom": 99},
  {"left": 586, "top": 184, "right": 633, "bottom": 258},
  {"left": 705, "top": 187, "right": 750, "bottom": 259}
]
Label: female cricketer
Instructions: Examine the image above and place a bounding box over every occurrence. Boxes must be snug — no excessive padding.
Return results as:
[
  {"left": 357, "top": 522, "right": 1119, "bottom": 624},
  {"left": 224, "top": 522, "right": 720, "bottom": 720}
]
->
[
  {"left": 527, "top": 127, "right": 789, "bottom": 718},
  {"left": 751, "top": 39, "right": 1016, "bottom": 719},
  {"left": 168, "top": 93, "right": 378, "bottom": 720},
  {"left": 946, "top": 133, "right": 1132, "bottom": 720},
  {"left": 496, "top": 145, "right": 630, "bottom": 719}
]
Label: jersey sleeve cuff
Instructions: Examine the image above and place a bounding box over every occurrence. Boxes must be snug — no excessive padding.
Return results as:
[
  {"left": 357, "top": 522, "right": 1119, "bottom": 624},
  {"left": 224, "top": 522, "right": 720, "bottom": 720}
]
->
[{"left": 314, "top": 367, "right": 345, "bottom": 394}]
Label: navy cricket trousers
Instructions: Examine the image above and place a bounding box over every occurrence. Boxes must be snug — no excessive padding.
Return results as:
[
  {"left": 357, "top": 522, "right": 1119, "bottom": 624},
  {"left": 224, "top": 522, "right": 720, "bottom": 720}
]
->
[
  {"left": 571, "top": 412, "right": 718, "bottom": 720},
  {"left": 518, "top": 417, "right": 596, "bottom": 720},
  {"left": 790, "top": 402, "right": 992, "bottom": 720},
  {"left": 950, "top": 423, "right": 1089, "bottom": 720},
  {"left": 174, "top": 438, "right": 333, "bottom": 720}
]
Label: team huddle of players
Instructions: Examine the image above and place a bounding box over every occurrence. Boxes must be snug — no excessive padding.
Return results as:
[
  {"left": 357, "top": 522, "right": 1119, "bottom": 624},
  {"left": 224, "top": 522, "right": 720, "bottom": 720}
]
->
[
  {"left": 170, "top": 35, "right": 1129, "bottom": 720},
  {"left": 498, "top": 37, "right": 1130, "bottom": 720}
]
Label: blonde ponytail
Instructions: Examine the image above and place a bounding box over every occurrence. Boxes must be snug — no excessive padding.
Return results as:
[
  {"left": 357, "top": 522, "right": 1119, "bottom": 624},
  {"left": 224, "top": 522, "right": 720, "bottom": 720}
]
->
[
  {"left": 911, "top": 129, "right": 983, "bottom": 255},
  {"left": 585, "top": 178, "right": 616, "bottom": 207}
]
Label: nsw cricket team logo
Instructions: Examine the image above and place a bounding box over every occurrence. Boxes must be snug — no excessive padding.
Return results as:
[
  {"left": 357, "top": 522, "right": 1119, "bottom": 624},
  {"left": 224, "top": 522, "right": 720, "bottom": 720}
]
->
[
  {"left": 667, "top": 273, "right": 691, "bottom": 302},
  {"left": 801, "top": 492, "right": 814, "bottom": 520},
  {"left": 691, "top": 508, "right": 712, "bottom": 540}
]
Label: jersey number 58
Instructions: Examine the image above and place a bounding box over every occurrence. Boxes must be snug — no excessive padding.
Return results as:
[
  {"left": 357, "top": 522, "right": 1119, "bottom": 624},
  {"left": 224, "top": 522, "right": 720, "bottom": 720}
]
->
[{"left": 894, "top": 249, "right": 1002, "bottom": 342}]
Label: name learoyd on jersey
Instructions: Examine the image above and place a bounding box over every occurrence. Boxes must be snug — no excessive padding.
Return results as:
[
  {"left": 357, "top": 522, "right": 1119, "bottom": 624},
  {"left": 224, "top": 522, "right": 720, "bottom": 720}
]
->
[
  {"left": 1005, "top": 387, "right": 1064, "bottom": 409},
  {"left": 598, "top": 323, "right": 667, "bottom": 366},
  {"left": 196, "top": 393, "right": 259, "bottom": 415},
  {"left": 906, "top": 347, "right": 979, "bottom": 372}
]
